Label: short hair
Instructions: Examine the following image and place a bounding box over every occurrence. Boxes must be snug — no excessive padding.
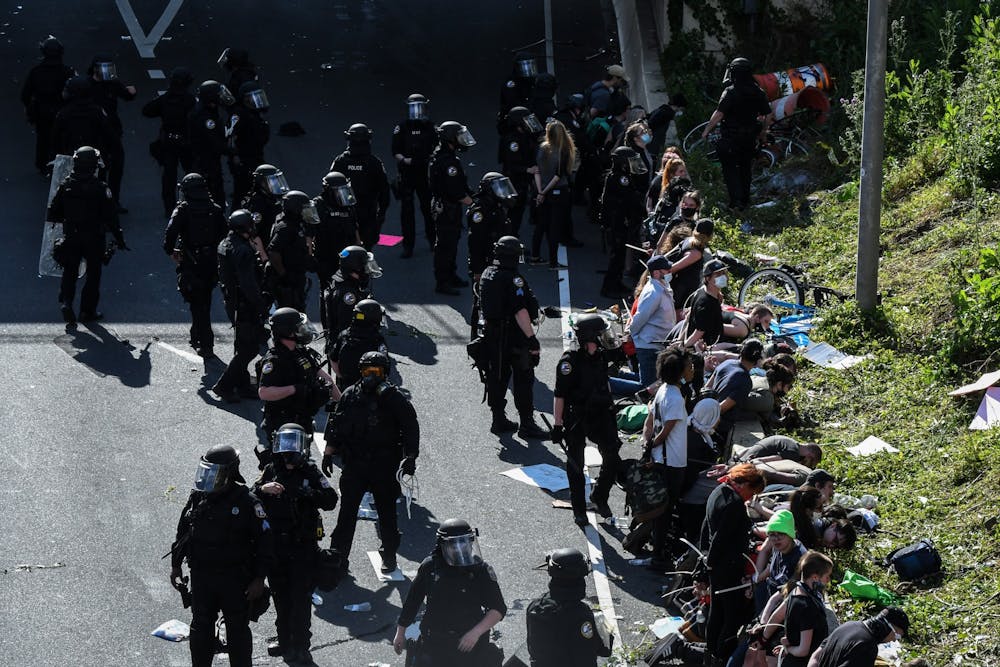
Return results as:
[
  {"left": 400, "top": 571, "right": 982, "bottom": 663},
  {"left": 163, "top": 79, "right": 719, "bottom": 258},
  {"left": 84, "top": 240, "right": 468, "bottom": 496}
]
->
[
  {"left": 783, "top": 550, "right": 834, "bottom": 594},
  {"left": 749, "top": 304, "right": 773, "bottom": 321},
  {"left": 799, "top": 443, "right": 823, "bottom": 464},
  {"left": 765, "top": 363, "right": 795, "bottom": 388},
  {"left": 656, "top": 348, "right": 687, "bottom": 384},
  {"left": 728, "top": 463, "right": 765, "bottom": 492}
]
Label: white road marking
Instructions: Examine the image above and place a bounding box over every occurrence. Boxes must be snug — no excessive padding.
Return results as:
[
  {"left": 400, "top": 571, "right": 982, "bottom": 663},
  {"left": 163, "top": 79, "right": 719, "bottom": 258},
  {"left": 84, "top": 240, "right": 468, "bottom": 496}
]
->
[
  {"left": 156, "top": 341, "right": 202, "bottom": 364},
  {"left": 147, "top": 69, "right": 165, "bottom": 79},
  {"left": 114, "top": 0, "right": 185, "bottom": 58}
]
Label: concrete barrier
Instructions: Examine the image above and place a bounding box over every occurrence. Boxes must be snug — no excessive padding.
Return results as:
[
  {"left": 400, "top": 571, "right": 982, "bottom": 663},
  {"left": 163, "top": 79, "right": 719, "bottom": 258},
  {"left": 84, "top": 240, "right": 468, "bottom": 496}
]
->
[{"left": 612, "top": 0, "right": 670, "bottom": 112}]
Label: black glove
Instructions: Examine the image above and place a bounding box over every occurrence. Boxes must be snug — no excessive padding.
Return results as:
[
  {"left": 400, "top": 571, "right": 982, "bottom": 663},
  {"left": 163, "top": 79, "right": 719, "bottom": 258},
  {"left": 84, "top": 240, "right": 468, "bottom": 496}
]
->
[
  {"left": 551, "top": 425, "right": 564, "bottom": 445},
  {"left": 526, "top": 336, "right": 540, "bottom": 352},
  {"left": 399, "top": 456, "right": 416, "bottom": 476},
  {"left": 294, "top": 383, "right": 308, "bottom": 398},
  {"left": 322, "top": 454, "right": 334, "bottom": 477}
]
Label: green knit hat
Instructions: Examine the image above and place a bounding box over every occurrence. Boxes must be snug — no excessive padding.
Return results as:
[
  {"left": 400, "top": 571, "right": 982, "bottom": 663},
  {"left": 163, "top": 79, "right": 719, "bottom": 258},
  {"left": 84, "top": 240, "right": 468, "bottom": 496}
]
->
[{"left": 765, "top": 509, "right": 796, "bottom": 539}]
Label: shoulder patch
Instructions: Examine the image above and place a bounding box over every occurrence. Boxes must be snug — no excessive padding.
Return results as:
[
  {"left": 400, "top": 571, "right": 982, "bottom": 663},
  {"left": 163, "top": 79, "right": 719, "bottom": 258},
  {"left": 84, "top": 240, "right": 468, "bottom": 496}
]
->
[
  {"left": 254, "top": 502, "right": 267, "bottom": 519},
  {"left": 559, "top": 360, "right": 573, "bottom": 375},
  {"left": 509, "top": 141, "right": 519, "bottom": 152},
  {"left": 231, "top": 506, "right": 240, "bottom": 515},
  {"left": 513, "top": 276, "right": 525, "bottom": 288},
  {"left": 343, "top": 292, "right": 357, "bottom": 306},
  {"left": 619, "top": 175, "right": 629, "bottom": 186},
  {"left": 505, "top": 80, "right": 515, "bottom": 88},
  {"left": 472, "top": 211, "right": 483, "bottom": 224},
  {"left": 580, "top": 621, "right": 594, "bottom": 639},
  {"left": 105, "top": 187, "right": 113, "bottom": 199},
  {"left": 261, "top": 361, "right": 273, "bottom": 374},
  {"left": 319, "top": 476, "right": 331, "bottom": 488},
  {"left": 205, "top": 118, "right": 216, "bottom": 130},
  {"left": 251, "top": 212, "right": 262, "bottom": 223},
  {"left": 485, "top": 563, "right": 498, "bottom": 581},
  {"left": 446, "top": 165, "right": 458, "bottom": 177},
  {"left": 393, "top": 125, "right": 400, "bottom": 134}
]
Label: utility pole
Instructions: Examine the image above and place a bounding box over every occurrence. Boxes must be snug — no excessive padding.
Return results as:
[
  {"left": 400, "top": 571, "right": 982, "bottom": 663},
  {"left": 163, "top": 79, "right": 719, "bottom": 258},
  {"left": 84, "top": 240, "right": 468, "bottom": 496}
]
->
[{"left": 856, "top": 0, "right": 888, "bottom": 312}]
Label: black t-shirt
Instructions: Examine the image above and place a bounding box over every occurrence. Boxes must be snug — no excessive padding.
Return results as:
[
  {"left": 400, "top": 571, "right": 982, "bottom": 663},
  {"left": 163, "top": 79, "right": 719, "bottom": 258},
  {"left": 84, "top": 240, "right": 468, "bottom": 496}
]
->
[
  {"left": 814, "top": 621, "right": 880, "bottom": 667},
  {"left": 712, "top": 359, "right": 752, "bottom": 421},
  {"left": 398, "top": 556, "right": 507, "bottom": 633},
  {"left": 736, "top": 435, "right": 801, "bottom": 463},
  {"left": 780, "top": 590, "right": 830, "bottom": 667},
  {"left": 717, "top": 84, "right": 771, "bottom": 134},
  {"left": 687, "top": 287, "right": 723, "bottom": 344}
]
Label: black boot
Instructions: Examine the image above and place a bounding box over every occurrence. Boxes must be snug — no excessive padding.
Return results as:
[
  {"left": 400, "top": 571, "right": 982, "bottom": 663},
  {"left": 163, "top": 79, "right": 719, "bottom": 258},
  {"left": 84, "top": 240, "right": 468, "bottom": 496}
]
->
[{"left": 517, "top": 415, "right": 550, "bottom": 440}]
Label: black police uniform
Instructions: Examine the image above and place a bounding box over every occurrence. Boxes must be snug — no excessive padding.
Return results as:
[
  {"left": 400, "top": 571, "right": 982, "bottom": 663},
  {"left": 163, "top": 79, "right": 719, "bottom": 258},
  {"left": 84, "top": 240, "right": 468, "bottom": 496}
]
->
[
  {"left": 428, "top": 144, "right": 470, "bottom": 288},
  {"left": 241, "top": 189, "right": 282, "bottom": 246},
  {"left": 399, "top": 554, "right": 507, "bottom": 666},
  {"left": 91, "top": 77, "right": 136, "bottom": 205},
  {"left": 479, "top": 264, "right": 539, "bottom": 423},
  {"left": 327, "top": 378, "right": 418, "bottom": 562},
  {"left": 164, "top": 198, "right": 228, "bottom": 355},
  {"left": 21, "top": 58, "right": 74, "bottom": 173},
  {"left": 266, "top": 214, "right": 311, "bottom": 312},
  {"left": 230, "top": 102, "right": 270, "bottom": 204},
  {"left": 466, "top": 194, "right": 510, "bottom": 281},
  {"left": 554, "top": 347, "right": 622, "bottom": 516},
  {"left": 715, "top": 81, "right": 771, "bottom": 210},
  {"left": 47, "top": 171, "right": 123, "bottom": 317},
  {"left": 499, "top": 77, "right": 534, "bottom": 128},
  {"left": 321, "top": 271, "right": 370, "bottom": 340},
  {"left": 498, "top": 130, "right": 537, "bottom": 237},
  {"left": 526, "top": 593, "right": 611, "bottom": 667},
  {"left": 329, "top": 324, "right": 388, "bottom": 390},
  {"left": 51, "top": 93, "right": 117, "bottom": 159},
  {"left": 171, "top": 484, "right": 274, "bottom": 667},
  {"left": 216, "top": 230, "right": 267, "bottom": 396},
  {"left": 599, "top": 167, "right": 644, "bottom": 296},
  {"left": 188, "top": 102, "right": 229, "bottom": 205},
  {"left": 142, "top": 87, "right": 196, "bottom": 216},
  {"left": 329, "top": 147, "right": 390, "bottom": 250},
  {"left": 258, "top": 344, "right": 328, "bottom": 440},
  {"left": 391, "top": 118, "right": 437, "bottom": 249},
  {"left": 311, "top": 194, "right": 359, "bottom": 287},
  {"left": 253, "top": 460, "right": 338, "bottom": 658}
]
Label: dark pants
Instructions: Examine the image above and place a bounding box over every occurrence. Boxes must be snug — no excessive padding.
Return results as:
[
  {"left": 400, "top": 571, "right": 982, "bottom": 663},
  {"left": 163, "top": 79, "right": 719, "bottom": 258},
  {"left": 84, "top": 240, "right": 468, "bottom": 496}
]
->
[
  {"left": 652, "top": 465, "right": 686, "bottom": 560},
  {"left": 400, "top": 172, "right": 433, "bottom": 248},
  {"left": 717, "top": 134, "right": 757, "bottom": 209},
  {"left": 507, "top": 180, "right": 530, "bottom": 238},
  {"left": 330, "top": 461, "right": 400, "bottom": 559},
  {"left": 531, "top": 190, "right": 566, "bottom": 264},
  {"left": 34, "top": 113, "right": 55, "bottom": 171},
  {"left": 433, "top": 204, "right": 462, "bottom": 286},
  {"left": 706, "top": 567, "right": 753, "bottom": 661},
  {"left": 189, "top": 569, "right": 252, "bottom": 667},
  {"left": 182, "top": 285, "right": 215, "bottom": 352},
  {"left": 485, "top": 337, "right": 536, "bottom": 420},
  {"left": 274, "top": 275, "right": 307, "bottom": 312},
  {"left": 194, "top": 157, "right": 225, "bottom": 207},
  {"left": 159, "top": 141, "right": 193, "bottom": 216},
  {"left": 357, "top": 204, "right": 380, "bottom": 251},
  {"left": 602, "top": 220, "right": 628, "bottom": 291},
  {"left": 564, "top": 412, "right": 622, "bottom": 515},
  {"left": 413, "top": 632, "right": 501, "bottom": 667},
  {"left": 270, "top": 546, "right": 317, "bottom": 654},
  {"left": 559, "top": 186, "right": 576, "bottom": 241},
  {"left": 216, "top": 314, "right": 263, "bottom": 393},
  {"left": 59, "top": 236, "right": 104, "bottom": 314},
  {"left": 107, "top": 139, "right": 125, "bottom": 205}
]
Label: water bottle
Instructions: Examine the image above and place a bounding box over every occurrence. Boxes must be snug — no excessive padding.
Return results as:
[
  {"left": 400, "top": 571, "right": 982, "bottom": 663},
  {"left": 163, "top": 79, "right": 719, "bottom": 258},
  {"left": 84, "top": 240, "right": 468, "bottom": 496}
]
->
[{"left": 344, "top": 602, "right": 372, "bottom": 612}]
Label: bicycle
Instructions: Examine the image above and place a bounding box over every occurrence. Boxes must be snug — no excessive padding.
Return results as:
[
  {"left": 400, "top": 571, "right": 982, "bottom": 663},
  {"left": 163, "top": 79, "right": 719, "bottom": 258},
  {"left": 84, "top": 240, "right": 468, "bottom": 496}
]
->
[{"left": 737, "top": 254, "right": 850, "bottom": 316}]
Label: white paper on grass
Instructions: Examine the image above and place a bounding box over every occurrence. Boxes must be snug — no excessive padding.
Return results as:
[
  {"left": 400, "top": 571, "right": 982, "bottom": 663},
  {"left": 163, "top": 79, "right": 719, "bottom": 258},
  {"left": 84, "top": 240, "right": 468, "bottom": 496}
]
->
[
  {"left": 500, "top": 464, "right": 592, "bottom": 492},
  {"left": 649, "top": 616, "right": 686, "bottom": 639},
  {"left": 846, "top": 435, "right": 900, "bottom": 457},
  {"left": 151, "top": 619, "right": 190, "bottom": 642},
  {"left": 367, "top": 550, "right": 405, "bottom": 581},
  {"left": 969, "top": 386, "right": 1000, "bottom": 430},
  {"left": 802, "top": 342, "right": 871, "bottom": 369},
  {"left": 950, "top": 370, "right": 1000, "bottom": 396}
]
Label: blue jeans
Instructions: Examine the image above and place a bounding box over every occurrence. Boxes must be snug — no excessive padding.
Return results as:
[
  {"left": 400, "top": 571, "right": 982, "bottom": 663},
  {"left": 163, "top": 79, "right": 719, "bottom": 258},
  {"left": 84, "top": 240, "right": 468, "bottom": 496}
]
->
[{"left": 609, "top": 347, "right": 660, "bottom": 396}]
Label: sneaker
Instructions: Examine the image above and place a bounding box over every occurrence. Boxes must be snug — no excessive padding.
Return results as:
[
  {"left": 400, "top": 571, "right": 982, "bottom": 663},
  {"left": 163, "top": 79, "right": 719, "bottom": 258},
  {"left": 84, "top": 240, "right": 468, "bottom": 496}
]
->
[
  {"left": 212, "top": 383, "right": 240, "bottom": 403},
  {"left": 517, "top": 418, "right": 550, "bottom": 440},
  {"left": 78, "top": 311, "right": 104, "bottom": 322},
  {"left": 60, "top": 303, "right": 76, "bottom": 324},
  {"left": 379, "top": 550, "right": 398, "bottom": 573},
  {"left": 490, "top": 415, "right": 518, "bottom": 434},
  {"left": 266, "top": 637, "right": 283, "bottom": 657}
]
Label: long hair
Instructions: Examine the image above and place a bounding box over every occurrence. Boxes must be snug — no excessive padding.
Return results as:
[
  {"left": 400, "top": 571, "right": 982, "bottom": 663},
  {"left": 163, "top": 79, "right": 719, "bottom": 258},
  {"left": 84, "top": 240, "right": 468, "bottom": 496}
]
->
[
  {"left": 660, "top": 157, "right": 687, "bottom": 193},
  {"left": 541, "top": 120, "right": 576, "bottom": 174}
]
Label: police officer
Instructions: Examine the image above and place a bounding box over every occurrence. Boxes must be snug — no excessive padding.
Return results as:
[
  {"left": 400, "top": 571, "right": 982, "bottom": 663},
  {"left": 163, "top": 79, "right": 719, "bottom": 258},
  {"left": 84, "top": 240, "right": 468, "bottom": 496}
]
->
[
  {"left": 170, "top": 445, "right": 274, "bottom": 667},
  {"left": 467, "top": 172, "right": 516, "bottom": 339},
  {"left": 329, "top": 124, "right": 391, "bottom": 250},
  {"left": 499, "top": 106, "right": 543, "bottom": 237},
  {"left": 164, "top": 173, "right": 228, "bottom": 358},
  {"left": 229, "top": 80, "right": 271, "bottom": 204},
  {"left": 266, "top": 190, "right": 319, "bottom": 312},
  {"left": 218, "top": 47, "right": 259, "bottom": 99},
  {"left": 391, "top": 93, "right": 436, "bottom": 257},
  {"left": 328, "top": 299, "right": 388, "bottom": 389},
  {"left": 51, "top": 76, "right": 117, "bottom": 160},
  {"left": 311, "top": 172, "right": 361, "bottom": 288},
  {"left": 323, "top": 350, "right": 418, "bottom": 573},
  {"left": 526, "top": 548, "right": 614, "bottom": 666},
  {"left": 142, "top": 67, "right": 196, "bottom": 217},
  {"left": 87, "top": 55, "right": 136, "bottom": 211},
  {"left": 21, "top": 35, "right": 74, "bottom": 176},
  {"left": 428, "top": 120, "right": 476, "bottom": 295},
  {"left": 702, "top": 57, "right": 771, "bottom": 211},
  {"left": 253, "top": 423, "right": 338, "bottom": 663},
  {"left": 189, "top": 80, "right": 235, "bottom": 205},
  {"left": 47, "top": 146, "right": 126, "bottom": 324},
  {"left": 320, "top": 245, "right": 375, "bottom": 341},
  {"left": 478, "top": 236, "right": 549, "bottom": 439},
  {"left": 600, "top": 145, "right": 647, "bottom": 299},
  {"left": 215, "top": 209, "right": 268, "bottom": 402},
  {"left": 499, "top": 52, "right": 537, "bottom": 128},
  {"left": 551, "top": 314, "right": 623, "bottom": 526},
  {"left": 393, "top": 519, "right": 507, "bottom": 667},
  {"left": 258, "top": 307, "right": 338, "bottom": 445},
  {"left": 241, "top": 163, "right": 288, "bottom": 243}
]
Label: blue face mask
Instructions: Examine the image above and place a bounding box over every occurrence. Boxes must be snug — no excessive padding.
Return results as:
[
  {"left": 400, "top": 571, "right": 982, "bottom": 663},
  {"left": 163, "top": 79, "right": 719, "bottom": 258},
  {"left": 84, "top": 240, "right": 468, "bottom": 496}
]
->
[{"left": 640, "top": 133, "right": 652, "bottom": 144}]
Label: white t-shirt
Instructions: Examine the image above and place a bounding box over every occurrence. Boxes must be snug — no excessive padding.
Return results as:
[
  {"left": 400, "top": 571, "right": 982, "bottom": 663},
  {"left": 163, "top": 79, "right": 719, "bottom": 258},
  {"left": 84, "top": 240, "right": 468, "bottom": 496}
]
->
[{"left": 651, "top": 383, "right": 688, "bottom": 467}]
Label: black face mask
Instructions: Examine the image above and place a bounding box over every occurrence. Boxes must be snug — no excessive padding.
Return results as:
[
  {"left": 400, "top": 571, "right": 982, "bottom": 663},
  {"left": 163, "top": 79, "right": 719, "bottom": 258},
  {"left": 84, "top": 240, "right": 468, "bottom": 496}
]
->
[{"left": 680, "top": 207, "right": 697, "bottom": 218}]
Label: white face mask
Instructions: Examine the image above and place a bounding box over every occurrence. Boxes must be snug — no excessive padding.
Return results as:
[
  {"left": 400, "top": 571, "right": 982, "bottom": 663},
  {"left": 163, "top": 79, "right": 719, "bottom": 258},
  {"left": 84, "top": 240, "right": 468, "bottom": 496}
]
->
[{"left": 714, "top": 275, "right": 728, "bottom": 288}]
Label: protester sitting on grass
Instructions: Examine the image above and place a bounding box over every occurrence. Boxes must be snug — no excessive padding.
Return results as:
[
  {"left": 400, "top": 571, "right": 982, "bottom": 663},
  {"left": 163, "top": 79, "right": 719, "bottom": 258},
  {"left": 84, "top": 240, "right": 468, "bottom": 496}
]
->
[
  {"left": 706, "top": 338, "right": 763, "bottom": 454},
  {"left": 753, "top": 509, "right": 808, "bottom": 613},
  {"left": 761, "top": 550, "right": 834, "bottom": 667},
  {"left": 745, "top": 361, "right": 797, "bottom": 434}
]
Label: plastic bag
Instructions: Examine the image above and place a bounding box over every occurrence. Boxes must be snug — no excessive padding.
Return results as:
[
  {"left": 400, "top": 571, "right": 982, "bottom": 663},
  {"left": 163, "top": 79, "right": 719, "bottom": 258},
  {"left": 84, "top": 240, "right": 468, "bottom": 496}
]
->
[
  {"left": 838, "top": 569, "right": 900, "bottom": 605},
  {"left": 151, "top": 619, "right": 190, "bottom": 642}
]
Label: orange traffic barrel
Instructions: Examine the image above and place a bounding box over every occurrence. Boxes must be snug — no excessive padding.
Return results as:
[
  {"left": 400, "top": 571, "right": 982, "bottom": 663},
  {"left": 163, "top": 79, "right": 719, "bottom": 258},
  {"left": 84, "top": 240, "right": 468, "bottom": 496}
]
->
[
  {"left": 770, "top": 87, "right": 831, "bottom": 124},
  {"left": 754, "top": 63, "right": 832, "bottom": 101}
]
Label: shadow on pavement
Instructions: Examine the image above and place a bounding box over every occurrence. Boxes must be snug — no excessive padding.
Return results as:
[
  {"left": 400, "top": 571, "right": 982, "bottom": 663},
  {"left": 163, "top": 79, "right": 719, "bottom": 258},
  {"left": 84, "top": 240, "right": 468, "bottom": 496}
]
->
[{"left": 54, "top": 323, "right": 152, "bottom": 387}]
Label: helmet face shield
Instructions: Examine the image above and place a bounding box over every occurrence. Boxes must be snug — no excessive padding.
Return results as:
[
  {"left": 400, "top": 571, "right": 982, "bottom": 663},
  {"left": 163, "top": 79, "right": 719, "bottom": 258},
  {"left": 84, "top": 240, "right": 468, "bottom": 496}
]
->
[
  {"left": 489, "top": 176, "right": 517, "bottom": 202},
  {"left": 440, "top": 533, "right": 483, "bottom": 567},
  {"left": 273, "top": 428, "right": 307, "bottom": 464},
  {"left": 455, "top": 127, "right": 476, "bottom": 148},
  {"left": 517, "top": 58, "right": 538, "bottom": 78},
  {"left": 244, "top": 89, "right": 269, "bottom": 110},
  {"left": 366, "top": 252, "right": 383, "bottom": 279},
  {"left": 627, "top": 155, "right": 648, "bottom": 175},
  {"left": 217, "top": 47, "right": 231, "bottom": 70},
  {"left": 407, "top": 100, "right": 428, "bottom": 120},
  {"left": 94, "top": 62, "right": 117, "bottom": 81},
  {"left": 301, "top": 202, "right": 321, "bottom": 228},
  {"left": 332, "top": 184, "right": 357, "bottom": 207},
  {"left": 218, "top": 85, "right": 236, "bottom": 107},
  {"left": 599, "top": 326, "right": 621, "bottom": 350},
  {"left": 522, "top": 113, "right": 544, "bottom": 134},
  {"left": 194, "top": 460, "right": 234, "bottom": 493},
  {"left": 263, "top": 171, "right": 289, "bottom": 196}
]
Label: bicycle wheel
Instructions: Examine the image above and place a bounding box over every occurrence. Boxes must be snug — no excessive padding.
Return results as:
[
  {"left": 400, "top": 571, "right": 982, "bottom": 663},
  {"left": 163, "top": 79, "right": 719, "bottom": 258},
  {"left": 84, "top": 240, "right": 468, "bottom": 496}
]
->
[
  {"left": 751, "top": 148, "right": 777, "bottom": 183},
  {"left": 738, "top": 268, "right": 805, "bottom": 311},
  {"left": 682, "top": 122, "right": 710, "bottom": 153}
]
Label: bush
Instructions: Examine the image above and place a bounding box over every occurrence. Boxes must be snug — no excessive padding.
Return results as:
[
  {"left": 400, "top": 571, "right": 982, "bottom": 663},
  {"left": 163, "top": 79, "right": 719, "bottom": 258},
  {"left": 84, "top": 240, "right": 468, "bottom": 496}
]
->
[{"left": 941, "top": 247, "right": 1000, "bottom": 369}]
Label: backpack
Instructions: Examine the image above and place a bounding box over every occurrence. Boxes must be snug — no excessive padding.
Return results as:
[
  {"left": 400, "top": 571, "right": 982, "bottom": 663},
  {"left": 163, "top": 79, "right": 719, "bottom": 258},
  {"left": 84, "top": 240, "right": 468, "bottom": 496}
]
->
[{"left": 884, "top": 539, "right": 941, "bottom": 581}]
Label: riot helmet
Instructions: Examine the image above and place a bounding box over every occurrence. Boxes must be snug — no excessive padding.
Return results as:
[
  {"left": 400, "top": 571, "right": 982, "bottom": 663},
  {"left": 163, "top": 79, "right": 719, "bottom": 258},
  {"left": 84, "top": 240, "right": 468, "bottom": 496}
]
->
[
  {"left": 179, "top": 173, "right": 210, "bottom": 201},
  {"left": 514, "top": 52, "right": 538, "bottom": 79},
  {"left": 352, "top": 299, "right": 384, "bottom": 329},
  {"left": 194, "top": 444, "right": 241, "bottom": 493},
  {"left": 573, "top": 312, "right": 620, "bottom": 349},
  {"left": 269, "top": 307, "right": 315, "bottom": 344},
  {"left": 546, "top": 547, "right": 591, "bottom": 579},
  {"left": 39, "top": 35, "right": 64, "bottom": 59},
  {"left": 272, "top": 423, "right": 308, "bottom": 466},
  {"left": 253, "top": 164, "right": 289, "bottom": 196},
  {"left": 436, "top": 519, "right": 483, "bottom": 567},
  {"left": 566, "top": 93, "right": 585, "bottom": 111},
  {"left": 339, "top": 245, "right": 383, "bottom": 279},
  {"left": 480, "top": 172, "right": 517, "bottom": 206},
  {"left": 217, "top": 47, "right": 249, "bottom": 71},
  {"left": 90, "top": 55, "right": 117, "bottom": 81},
  {"left": 282, "top": 190, "right": 319, "bottom": 228},
  {"left": 492, "top": 235, "right": 524, "bottom": 269},
  {"left": 168, "top": 66, "right": 194, "bottom": 90},
  {"left": 63, "top": 76, "right": 92, "bottom": 101},
  {"left": 71, "top": 146, "right": 103, "bottom": 175},
  {"left": 610, "top": 146, "right": 647, "bottom": 175},
  {"left": 406, "top": 93, "right": 429, "bottom": 120},
  {"left": 238, "top": 81, "right": 269, "bottom": 111},
  {"left": 723, "top": 57, "right": 754, "bottom": 87},
  {"left": 227, "top": 208, "right": 254, "bottom": 233},
  {"left": 344, "top": 123, "right": 373, "bottom": 142},
  {"left": 359, "top": 350, "right": 390, "bottom": 391},
  {"left": 197, "top": 80, "right": 235, "bottom": 107},
  {"left": 436, "top": 121, "right": 476, "bottom": 150},
  {"left": 506, "top": 106, "right": 543, "bottom": 135},
  {"left": 322, "top": 172, "right": 357, "bottom": 207}
]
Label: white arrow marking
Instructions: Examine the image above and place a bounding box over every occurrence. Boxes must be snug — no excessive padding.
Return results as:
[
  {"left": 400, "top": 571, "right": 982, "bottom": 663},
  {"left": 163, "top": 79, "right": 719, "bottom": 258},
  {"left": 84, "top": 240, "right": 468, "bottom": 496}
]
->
[{"left": 115, "top": 0, "right": 184, "bottom": 59}]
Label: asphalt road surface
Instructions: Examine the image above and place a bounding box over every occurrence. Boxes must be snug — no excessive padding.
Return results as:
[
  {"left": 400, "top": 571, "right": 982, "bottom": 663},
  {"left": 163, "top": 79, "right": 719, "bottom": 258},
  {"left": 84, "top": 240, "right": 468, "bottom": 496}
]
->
[{"left": 1, "top": 1, "right": 668, "bottom": 665}]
